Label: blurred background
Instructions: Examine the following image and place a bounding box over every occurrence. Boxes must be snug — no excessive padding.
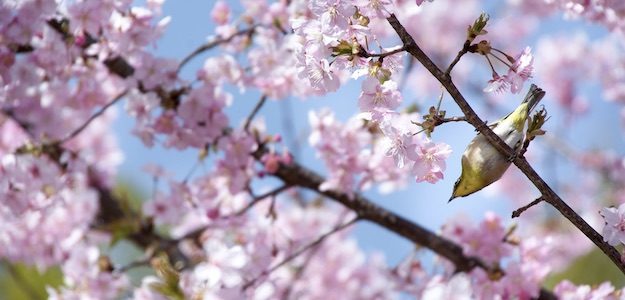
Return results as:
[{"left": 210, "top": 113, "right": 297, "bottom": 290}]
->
[{"left": 2, "top": 0, "right": 624, "bottom": 298}]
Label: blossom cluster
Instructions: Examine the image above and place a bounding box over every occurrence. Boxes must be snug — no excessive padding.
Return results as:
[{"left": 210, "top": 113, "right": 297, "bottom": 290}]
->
[
  {"left": 483, "top": 46, "right": 534, "bottom": 94},
  {"left": 509, "top": 0, "right": 625, "bottom": 32},
  {"left": 309, "top": 109, "right": 451, "bottom": 196},
  {"left": 292, "top": 1, "right": 456, "bottom": 185},
  {"left": 141, "top": 173, "right": 398, "bottom": 300}
]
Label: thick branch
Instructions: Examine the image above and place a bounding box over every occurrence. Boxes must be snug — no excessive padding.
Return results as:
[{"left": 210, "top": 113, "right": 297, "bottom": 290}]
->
[
  {"left": 386, "top": 13, "right": 625, "bottom": 275},
  {"left": 261, "top": 154, "right": 491, "bottom": 274},
  {"left": 254, "top": 150, "right": 556, "bottom": 299}
]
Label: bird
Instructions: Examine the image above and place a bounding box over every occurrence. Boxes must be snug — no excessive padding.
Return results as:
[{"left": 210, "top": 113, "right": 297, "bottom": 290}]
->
[{"left": 449, "top": 84, "right": 545, "bottom": 202}]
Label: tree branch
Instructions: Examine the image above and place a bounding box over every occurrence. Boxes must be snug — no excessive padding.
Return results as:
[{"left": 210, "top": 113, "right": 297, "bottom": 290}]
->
[
  {"left": 253, "top": 150, "right": 492, "bottom": 274},
  {"left": 386, "top": 13, "right": 625, "bottom": 275},
  {"left": 60, "top": 89, "right": 128, "bottom": 144},
  {"left": 512, "top": 197, "right": 545, "bottom": 218},
  {"left": 244, "top": 95, "right": 268, "bottom": 132},
  {"left": 251, "top": 148, "right": 556, "bottom": 299},
  {"left": 177, "top": 26, "right": 257, "bottom": 73},
  {"left": 445, "top": 40, "right": 471, "bottom": 75},
  {"left": 358, "top": 45, "right": 406, "bottom": 59},
  {"left": 242, "top": 216, "right": 359, "bottom": 290},
  {"left": 236, "top": 184, "right": 291, "bottom": 216}
]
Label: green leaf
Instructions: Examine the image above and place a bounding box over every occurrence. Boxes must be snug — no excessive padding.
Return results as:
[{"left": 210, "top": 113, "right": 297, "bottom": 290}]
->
[
  {"left": 0, "top": 262, "right": 63, "bottom": 300},
  {"left": 544, "top": 248, "right": 625, "bottom": 289},
  {"left": 467, "top": 12, "right": 489, "bottom": 42}
]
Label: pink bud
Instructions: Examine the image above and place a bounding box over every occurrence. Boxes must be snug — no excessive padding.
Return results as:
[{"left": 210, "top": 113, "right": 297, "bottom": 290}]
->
[
  {"left": 281, "top": 150, "right": 293, "bottom": 165},
  {"left": 262, "top": 153, "right": 280, "bottom": 174},
  {"left": 75, "top": 34, "right": 87, "bottom": 47},
  {"left": 211, "top": 1, "right": 230, "bottom": 25},
  {"left": 206, "top": 207, "right": 220, "bottom": 220}
]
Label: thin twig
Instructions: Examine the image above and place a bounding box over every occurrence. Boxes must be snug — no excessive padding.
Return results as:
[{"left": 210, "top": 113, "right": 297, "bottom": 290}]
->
[
  {"left": 266, "top": 195, "right": 277, "bottom": 219},
  {"left": 438, "top": 116, "right": 467, "bottom": 125},
  {"left": 244, "top": 95, "right": 268, "bottom": 132},
  {"left": 177, "top": 26, "right": 257, "bottom": 73},
  {"left": 169, "top": 185, "right": 293, "bottom": 246},
  {"left": 386, "top": 13, "right": 625, "bottom": 276},
  {"left": 359, "top": 45, "right": 406, "bottom": 59},
  {"left": 242, "top": 217, "right": 359, "bottom": 290},
  {"left": 512, "top": 197, "right": 545, "bottom": 218},
  {"left": 279, "top": 99, "right": 301, "bottom": 159},
  {"left": 519, "top": 137, "right": 531, "bottom": 157},
  {"left": 182, "top": 159, "right": 203, "bottom": 184},
  {"left": 60, "top": 89, "right": 128, "bottom": 144},
  {"left": 445, "top": 40, "right": 470, "bottom": 75},
  {"left": 280, "top": 245, "right": 321, "bottom": 300},
  {"left": 117, "top": 257, "right": 151, "bottom": 273},
  {"left": 2, "top": 109, "right": 35, "bottom": 139},
  {"left": 436, "top": 86, "right": 445, "bottom": 112},
  {"left": 237, "top": 184, "right": 291, "bottom": 216}
]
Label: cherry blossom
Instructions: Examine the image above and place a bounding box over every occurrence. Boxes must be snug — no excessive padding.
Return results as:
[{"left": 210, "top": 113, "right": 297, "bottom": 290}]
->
[
  {"left": 309, "top": 0, "right": 354, "bottom": 29},
  {"left": 408, "top": 139, "right": 452, "bottom": 184},
  {"left": 554, "top": 280, "right": 618, "bottom": 299},
  {"left": 507, "top": 46, "right": 534, "bottom": 93},
  {"left": 303, "top": 53, "right": 341, "bottom": 95},
  {"left": 308, "top": 109, "right": 370, "bottom": 194},
  {"left": 421, "top": 274, "right": 473, "bottom": 300},
  {"left": 355, "top": 0, "right": 394, "bottom": 19},
  {"left": 483, "top": 46, "right": 534, "bottom": 94},
  {"left": 601, "top": 204, "right": 625, "bottom": 246},
  {"left": 211, "top": 1, "right": 231, "bottom": 25},
  {"left": 0, "top": 154, "right": 98, "bottom": 268},
  {"left": 358, "top": 77, "right": 402, "bottom": 113},
  {"left": 379, "top": 114, "right": 416, "bottom": 168},
  {"left": 415, "top": 0, "right": 435, "bottom": 6},
  {"left": 483, "top": 73, "right": 511, "bottom": 93}
]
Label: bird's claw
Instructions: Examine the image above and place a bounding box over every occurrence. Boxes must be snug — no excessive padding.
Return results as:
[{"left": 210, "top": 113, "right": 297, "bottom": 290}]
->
[{"left": 475, "top": 120, "right": 489, "bottom": 132}]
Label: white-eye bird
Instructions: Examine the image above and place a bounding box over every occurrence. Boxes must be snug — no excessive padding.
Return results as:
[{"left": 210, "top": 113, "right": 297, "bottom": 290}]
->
[{"left": 449, "top": 84, "right": 545, "bottom": 202}]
